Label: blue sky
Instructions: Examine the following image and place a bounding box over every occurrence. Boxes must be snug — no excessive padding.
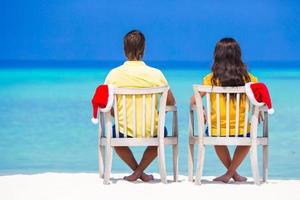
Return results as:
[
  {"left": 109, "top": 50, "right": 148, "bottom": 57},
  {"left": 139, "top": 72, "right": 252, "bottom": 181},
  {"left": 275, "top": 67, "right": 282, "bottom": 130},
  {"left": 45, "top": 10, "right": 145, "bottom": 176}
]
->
[{"left": 1, "top": 0, "right": 300, "bottom": 61}]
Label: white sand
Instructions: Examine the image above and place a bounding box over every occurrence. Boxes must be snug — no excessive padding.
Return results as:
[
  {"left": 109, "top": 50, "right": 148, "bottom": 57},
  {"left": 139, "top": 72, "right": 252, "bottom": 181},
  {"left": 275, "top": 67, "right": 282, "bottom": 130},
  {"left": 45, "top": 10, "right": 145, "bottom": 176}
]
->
[{"left": 0, "top": 173, "right": 299, "bottom": 200}]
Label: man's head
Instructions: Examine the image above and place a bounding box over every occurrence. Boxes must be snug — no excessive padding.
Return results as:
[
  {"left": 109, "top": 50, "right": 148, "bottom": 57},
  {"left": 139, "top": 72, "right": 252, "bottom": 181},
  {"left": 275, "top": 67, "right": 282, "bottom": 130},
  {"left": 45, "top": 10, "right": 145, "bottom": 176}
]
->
[{"left": 124, "top": 30, "right": 145, "bottom": 61}]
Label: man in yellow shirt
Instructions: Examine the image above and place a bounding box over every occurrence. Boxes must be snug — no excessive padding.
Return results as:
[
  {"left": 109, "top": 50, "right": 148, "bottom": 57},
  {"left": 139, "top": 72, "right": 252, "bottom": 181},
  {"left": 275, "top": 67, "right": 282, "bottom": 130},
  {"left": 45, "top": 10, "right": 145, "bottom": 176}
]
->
[{"left": 105, "top": 30, "right": 176, "bottom": 182}]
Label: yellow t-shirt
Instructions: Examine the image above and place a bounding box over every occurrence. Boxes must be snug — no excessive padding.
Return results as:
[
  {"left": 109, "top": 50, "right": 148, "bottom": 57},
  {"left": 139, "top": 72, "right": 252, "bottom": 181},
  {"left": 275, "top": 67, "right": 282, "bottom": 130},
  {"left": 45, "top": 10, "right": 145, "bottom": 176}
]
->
[
  {"left": 104, "top": 61, "right": 168, "bottom": 137},
  {"left": 203, "top": 73, "right": 258, "bottom": 136}
]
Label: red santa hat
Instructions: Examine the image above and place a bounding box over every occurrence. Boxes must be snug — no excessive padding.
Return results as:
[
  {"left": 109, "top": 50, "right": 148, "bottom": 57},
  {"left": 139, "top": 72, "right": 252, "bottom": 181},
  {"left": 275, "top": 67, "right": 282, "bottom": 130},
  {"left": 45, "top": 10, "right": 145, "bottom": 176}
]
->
[
  {"left": 245, "top": 82, "right": 274, "bottom": 114},
  {"left": 91, "top": 84, "right": 114, "bottom": 124}
]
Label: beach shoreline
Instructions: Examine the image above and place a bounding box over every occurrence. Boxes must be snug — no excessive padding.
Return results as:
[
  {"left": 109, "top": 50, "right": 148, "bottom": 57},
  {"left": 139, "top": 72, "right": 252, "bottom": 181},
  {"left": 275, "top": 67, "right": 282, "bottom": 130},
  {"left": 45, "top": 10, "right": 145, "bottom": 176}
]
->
[{"left": 1, "top": 172, "right": 299, "bottom": 200}]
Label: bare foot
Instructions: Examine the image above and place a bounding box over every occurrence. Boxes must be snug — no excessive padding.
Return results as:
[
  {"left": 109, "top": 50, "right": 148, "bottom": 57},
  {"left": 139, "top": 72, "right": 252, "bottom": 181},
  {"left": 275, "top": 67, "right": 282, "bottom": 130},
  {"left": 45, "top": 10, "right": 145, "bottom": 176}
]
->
[
  {"left": 123, "top": 171, "right": 141, "bottom": 182},
  {"left": 140, "top": 173, "right": 154, "bottom": 182},
  {"left": 213, "top": 173, "right": 232, "bottom": 183},
  {"left": 233, "top": 173, "right": 247, "bottom": 182}
]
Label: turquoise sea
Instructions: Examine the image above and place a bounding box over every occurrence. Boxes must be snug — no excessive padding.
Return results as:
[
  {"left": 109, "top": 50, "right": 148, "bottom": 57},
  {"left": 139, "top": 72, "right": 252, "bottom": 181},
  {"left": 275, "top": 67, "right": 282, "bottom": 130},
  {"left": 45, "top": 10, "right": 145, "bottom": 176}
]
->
[{"left": 0, "top": 61, "right": 300, "bottom": 179}]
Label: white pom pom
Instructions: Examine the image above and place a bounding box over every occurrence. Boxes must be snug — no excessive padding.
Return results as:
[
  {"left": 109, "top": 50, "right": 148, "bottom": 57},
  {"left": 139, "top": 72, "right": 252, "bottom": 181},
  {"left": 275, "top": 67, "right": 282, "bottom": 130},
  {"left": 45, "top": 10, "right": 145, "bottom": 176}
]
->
[
  {"left": 91, "top": 118, "right": 99, "bottom": 124},
  {"left": 268, "top": 108, "right": 274, "bottom": 115}
]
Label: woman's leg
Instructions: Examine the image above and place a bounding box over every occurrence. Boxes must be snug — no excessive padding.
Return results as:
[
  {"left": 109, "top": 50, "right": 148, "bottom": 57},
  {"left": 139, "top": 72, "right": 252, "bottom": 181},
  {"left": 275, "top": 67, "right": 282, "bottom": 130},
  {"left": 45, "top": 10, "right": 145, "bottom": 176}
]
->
[
  {"left": 214, "top": 145, "right": 231, "bottom": 168},
  {"left": 214, "top": 146, "right": 250, "bottom": 183},
  {"left": 114, "top": 147, "right": 154, "bottom": 182},
  {"left": 214, "top": 145, "right": 247, "bottom": 182}
]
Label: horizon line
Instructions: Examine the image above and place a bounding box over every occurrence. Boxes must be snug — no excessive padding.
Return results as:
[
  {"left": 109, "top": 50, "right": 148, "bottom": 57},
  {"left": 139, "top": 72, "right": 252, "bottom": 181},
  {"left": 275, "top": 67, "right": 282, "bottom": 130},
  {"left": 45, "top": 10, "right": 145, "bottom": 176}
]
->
[{"left": 1, "top": 59, "right": 300, "bottom": 63}]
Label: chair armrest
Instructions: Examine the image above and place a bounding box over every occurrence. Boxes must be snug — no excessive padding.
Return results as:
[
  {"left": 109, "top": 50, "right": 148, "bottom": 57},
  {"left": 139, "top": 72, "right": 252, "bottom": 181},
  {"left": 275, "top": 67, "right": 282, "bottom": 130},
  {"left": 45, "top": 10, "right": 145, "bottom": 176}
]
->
[
  {"left": 165, "top": 106, "right": 178, "bottom": 137},
  {"left": 166, "top": 105, "right": 177, "bottom": 112},
  {"left": 167, "top": 105, "right": 204, "bottom": 113}
]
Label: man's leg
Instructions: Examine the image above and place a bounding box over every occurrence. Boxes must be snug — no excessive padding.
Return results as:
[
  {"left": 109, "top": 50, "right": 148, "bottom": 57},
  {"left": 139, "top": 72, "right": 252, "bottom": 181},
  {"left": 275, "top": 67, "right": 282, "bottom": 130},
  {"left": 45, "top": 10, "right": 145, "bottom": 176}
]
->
[
  {"left": 214, "top": 145, "right": 247, "bottom": 182},
  {"left": 114, "top": 147, "right": 153, "bottom": 181},
  {"left": 214, "top": 146, "right": 250, "bottom": 183},
  {"left": 124, "top": 146, "right": 157, "bottom": 182}
]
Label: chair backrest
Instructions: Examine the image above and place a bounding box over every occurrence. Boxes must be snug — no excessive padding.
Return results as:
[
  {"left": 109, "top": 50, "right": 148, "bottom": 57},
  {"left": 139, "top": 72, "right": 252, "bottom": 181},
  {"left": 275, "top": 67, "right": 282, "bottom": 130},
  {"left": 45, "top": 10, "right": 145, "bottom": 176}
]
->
[
  {"left": 100, "top": 86, "right": 169, "bottom": 139},
  {"left": 193, "top": 85, "right": 260, "bottom": 138}
]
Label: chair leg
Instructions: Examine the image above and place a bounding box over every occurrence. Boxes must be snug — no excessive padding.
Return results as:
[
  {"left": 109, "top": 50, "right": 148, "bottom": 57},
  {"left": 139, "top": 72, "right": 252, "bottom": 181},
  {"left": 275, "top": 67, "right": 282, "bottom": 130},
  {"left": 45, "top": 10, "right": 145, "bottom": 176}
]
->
[
  {"left": 263, "top": 145, "right": 268, "bottom": 182},
  {"left": 103, "top": 145, "right": 113, "bottom": 185},
  {"left": 158, "top": 144, "right": 167, "bottom": 183},
  {"left": 195, "top": 144, "right": 205, "bottom": 185},
  {"left": 250, "top": 144, "right": 260, "bottom": 185},
  {"left": 172, "top": 144, "right": 179, "bottom": 182},
  {"left": 188, "top": 143, "right": 194, "bottom": 182},
  {"left": 98, "top": 145, "right": 105, "bottom": 178}
]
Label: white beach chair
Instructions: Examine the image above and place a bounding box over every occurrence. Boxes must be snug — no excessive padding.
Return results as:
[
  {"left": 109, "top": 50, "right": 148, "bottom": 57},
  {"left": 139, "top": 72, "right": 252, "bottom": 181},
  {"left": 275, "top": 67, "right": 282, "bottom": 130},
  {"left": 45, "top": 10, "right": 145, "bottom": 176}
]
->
[
  {"left": 97, "top": 86, "right": 178, "bottom": 184},
  {"left": 188, "top": 85, "right": 269, "bottom": 185}
]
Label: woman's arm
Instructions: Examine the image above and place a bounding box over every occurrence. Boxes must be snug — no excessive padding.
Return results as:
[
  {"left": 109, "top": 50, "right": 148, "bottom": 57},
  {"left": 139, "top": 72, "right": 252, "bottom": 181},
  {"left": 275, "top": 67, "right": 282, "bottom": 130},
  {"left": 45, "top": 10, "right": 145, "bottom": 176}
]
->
[{"left": 190, "top": 92, "right": 207, "bottom": 124}]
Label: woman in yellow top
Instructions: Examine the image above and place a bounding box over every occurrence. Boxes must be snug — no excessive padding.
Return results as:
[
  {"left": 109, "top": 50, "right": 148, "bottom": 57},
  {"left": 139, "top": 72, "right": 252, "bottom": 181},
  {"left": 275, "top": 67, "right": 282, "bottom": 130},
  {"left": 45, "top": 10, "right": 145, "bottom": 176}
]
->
[{"left": 190, "top": 38, "right": 258, "bottom": 183}]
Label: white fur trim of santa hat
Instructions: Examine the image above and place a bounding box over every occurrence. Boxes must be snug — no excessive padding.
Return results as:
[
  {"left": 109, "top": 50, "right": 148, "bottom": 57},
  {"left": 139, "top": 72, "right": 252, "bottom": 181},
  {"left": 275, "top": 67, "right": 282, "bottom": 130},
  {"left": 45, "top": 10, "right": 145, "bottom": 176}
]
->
[{"left": 245, "top": 82, "right": 264, "bottom": 106}]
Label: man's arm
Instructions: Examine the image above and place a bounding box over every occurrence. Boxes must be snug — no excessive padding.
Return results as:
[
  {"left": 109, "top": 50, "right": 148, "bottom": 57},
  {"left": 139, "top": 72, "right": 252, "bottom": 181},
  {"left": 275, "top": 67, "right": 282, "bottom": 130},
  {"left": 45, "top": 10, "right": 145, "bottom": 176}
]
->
[{"left": 166, "top": 90, "right": 176, "bottom": 106}]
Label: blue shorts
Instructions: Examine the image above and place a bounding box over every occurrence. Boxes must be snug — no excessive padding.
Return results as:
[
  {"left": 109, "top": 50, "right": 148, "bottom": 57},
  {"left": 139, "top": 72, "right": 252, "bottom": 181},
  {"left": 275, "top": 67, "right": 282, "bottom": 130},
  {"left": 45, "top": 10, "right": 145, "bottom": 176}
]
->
[
  {"left": 112, "top": 125, "right": 168, "bottom": 138},
  {"left": 205, "top": 128, "right": 250, "bottom": 137}
]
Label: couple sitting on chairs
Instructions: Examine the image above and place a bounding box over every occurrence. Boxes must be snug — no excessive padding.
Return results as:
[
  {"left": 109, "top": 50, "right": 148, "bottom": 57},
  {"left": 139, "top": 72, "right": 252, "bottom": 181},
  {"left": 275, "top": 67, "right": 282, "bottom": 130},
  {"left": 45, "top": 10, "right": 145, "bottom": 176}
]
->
[{"left": 97, "top": 30, "right": 259, "bottom": 183}]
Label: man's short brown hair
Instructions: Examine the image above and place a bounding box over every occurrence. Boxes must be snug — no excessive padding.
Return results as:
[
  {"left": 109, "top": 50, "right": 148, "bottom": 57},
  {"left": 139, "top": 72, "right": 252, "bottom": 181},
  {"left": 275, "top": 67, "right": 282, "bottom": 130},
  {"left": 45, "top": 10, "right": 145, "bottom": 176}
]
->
[{"left": 124, "top": 30, "right": 145, "bottom": 60}]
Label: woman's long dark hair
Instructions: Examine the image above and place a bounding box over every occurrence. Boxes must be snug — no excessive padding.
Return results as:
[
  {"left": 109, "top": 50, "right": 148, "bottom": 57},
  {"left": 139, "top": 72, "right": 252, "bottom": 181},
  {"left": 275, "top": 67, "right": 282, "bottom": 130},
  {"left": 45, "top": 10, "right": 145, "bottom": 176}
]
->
[{"left": 211, "top": 38, "right": 251, "bottom": 86}]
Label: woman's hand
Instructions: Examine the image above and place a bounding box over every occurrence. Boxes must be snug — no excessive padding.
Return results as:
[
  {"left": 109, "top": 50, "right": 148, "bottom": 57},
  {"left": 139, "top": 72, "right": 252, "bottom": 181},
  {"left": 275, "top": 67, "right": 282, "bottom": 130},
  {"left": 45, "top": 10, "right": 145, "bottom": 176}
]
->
[
  {"left": 203, "top": 106, "right": 207, "bottom": 124},
  {"left": 258, "top": 111, "right": 263, "bottom": 124}
]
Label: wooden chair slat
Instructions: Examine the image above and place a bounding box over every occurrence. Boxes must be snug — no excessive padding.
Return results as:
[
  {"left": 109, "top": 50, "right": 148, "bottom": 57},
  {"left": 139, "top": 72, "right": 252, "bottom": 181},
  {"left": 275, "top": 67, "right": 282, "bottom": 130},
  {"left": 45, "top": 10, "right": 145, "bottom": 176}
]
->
[
  {"left": 114, "top": 86, "right": 168, "bottom": 94},
  {"left": 122, "top": 95, "right": 127, "bottom": 137},
  {"left": 132, "top": 95, "right": 136, "bottom": 137},
  {"left": 216, "top": 93, "right": 220, "bottom": 137},
  {"left": 150, "top": 94, "right": 155, "bottom": 137},
  {"left": 226, "top": 93, "right": 230, "bottom": 137},
  {"left": 235, "top": 93, "right": 240, "bottom": 137},
  {"left": 206, "top": 94, "right": 211, "bottom": 137},
  {"left": 142, "top": 94, "right": 146, "bottom": 138},
  {"left": 244, "top": 97, "right": 249, "bottom": 137},
  {"left": 194, "top": 85, "right": 245, "bottom": 93}
]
